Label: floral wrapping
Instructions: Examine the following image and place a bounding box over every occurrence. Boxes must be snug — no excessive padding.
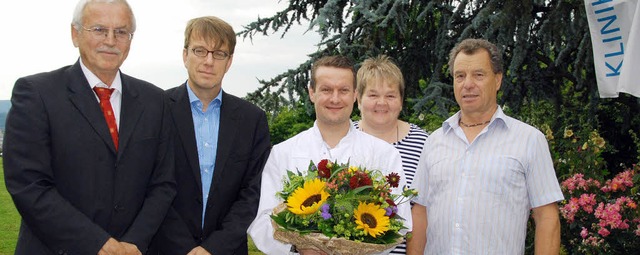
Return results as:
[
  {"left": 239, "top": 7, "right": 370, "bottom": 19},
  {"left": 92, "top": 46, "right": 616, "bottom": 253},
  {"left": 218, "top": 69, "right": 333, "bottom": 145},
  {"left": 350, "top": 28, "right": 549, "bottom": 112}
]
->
[{"left": 270, "top": 159, "right": 416, "bottom": 254}]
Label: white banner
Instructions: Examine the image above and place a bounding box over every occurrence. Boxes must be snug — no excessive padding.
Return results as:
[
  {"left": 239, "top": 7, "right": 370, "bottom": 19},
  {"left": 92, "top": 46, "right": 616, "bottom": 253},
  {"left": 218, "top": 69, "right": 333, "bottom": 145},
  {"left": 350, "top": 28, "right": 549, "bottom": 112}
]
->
[{"left": 584, "top": 0, "right": 640, "bottom": 98}]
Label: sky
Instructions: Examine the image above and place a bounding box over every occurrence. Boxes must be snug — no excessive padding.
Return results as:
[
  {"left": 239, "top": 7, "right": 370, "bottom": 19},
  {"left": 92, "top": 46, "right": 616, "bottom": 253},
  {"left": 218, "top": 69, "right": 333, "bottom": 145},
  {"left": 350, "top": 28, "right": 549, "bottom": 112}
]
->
[{"left": 0, "top": 0, "right": 320, "bottom": 100}]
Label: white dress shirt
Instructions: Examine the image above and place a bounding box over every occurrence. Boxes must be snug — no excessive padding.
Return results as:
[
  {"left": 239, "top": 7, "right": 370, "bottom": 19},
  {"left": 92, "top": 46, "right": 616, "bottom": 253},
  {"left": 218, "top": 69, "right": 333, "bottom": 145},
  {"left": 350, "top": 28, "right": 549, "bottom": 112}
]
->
[
  {"left": 79, "top": 58, "right": 122, "bottom": 128},
  {"left": 412, "top": 107, "right": 563, "bottom": 254},
  {"left": 248, "top": 121, "right": 412, "bottom": 255}
]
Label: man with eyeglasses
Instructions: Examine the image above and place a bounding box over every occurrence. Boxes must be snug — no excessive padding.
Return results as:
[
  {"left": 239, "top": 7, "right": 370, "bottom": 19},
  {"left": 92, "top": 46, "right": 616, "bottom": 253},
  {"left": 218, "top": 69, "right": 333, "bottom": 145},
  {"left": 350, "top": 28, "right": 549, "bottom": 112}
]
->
[
  {"left": 148, "top": 16, "right": 271, "bottom": 255},
  {"left": 3, "top": 0, "right": 175, "bottom": 255}
]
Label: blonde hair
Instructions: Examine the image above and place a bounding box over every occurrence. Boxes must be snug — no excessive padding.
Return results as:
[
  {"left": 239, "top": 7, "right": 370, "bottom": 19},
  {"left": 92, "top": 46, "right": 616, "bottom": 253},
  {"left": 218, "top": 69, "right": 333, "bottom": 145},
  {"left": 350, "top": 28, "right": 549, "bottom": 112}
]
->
[{"left": 356, "top": 55, "right": 405, "bottom": 101}]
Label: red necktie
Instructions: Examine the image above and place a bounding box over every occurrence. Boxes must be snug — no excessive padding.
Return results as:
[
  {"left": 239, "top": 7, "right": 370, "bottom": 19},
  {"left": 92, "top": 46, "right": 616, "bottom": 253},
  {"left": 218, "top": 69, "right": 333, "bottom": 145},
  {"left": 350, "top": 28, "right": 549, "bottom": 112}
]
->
[{"left": 93, "top": 87, "right": 119, "bottom": 150}]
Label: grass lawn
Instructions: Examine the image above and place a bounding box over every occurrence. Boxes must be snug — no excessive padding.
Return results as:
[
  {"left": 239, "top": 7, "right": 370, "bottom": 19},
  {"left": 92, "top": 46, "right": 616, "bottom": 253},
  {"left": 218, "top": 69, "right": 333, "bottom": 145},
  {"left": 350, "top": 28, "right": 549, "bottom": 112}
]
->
[
  {"left": 0, "top": 158, "right": 20, "bottom": 255},
  {"left": 0, "top": 158, "right": 264, "bottom": 254},
  {"left": 248, "top": 237, "right": 265, "bottom": 255}
]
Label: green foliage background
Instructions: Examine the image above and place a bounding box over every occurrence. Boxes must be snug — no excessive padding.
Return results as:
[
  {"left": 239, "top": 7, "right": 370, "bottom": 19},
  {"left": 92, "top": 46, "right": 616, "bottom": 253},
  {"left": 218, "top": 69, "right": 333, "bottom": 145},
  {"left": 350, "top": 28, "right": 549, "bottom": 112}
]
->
[
  {"left": 243, "top": 0, "right": 639, "bottom": 175},
  {"left": 245, "top": 0, "right": 640, "bottom": 253}
]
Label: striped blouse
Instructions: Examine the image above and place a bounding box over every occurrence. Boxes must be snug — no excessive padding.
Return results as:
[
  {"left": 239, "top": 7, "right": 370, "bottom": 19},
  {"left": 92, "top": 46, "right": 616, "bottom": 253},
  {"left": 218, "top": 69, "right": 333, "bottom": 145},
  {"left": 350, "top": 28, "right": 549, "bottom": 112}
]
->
[{"left": 354, "top": 121, "right": 429, "bottom": 254}]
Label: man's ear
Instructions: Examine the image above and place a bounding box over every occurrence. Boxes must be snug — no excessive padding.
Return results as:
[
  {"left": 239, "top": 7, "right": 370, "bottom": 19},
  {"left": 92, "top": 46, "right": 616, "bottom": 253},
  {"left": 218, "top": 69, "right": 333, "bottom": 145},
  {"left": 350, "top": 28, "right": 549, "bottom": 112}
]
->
[
  {"left": 71, "top": 25, "right": 79, "bottom": 47},
  {"left": 495, "top": 72, "right": 503, "bottom": 91},
  {"left": 224, "top": 54, "right": 234, "bottom": 73},
  {"left": 308, "top": 86, "right": 316, "bottom": 103}
]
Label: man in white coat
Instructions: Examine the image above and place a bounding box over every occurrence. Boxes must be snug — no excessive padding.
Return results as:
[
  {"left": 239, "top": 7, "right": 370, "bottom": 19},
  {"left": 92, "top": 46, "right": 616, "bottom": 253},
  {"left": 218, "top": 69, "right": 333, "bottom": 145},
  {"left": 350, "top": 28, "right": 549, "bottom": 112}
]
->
[{"left": 248, "top": 55, "right": 412, "bottom": 255}]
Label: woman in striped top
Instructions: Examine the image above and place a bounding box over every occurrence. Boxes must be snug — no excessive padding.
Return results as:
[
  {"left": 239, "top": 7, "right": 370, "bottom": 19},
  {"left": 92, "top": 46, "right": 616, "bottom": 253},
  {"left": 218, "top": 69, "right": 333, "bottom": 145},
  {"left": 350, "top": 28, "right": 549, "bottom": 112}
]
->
[{"left": 354, "top": 55, "right": 429, "bottom": 254}]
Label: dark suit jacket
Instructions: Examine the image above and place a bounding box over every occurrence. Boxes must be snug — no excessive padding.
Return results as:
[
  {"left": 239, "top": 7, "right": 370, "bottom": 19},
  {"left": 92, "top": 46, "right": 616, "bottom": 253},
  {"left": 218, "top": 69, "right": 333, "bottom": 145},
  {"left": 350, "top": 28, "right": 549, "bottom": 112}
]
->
[
  {"left": 149, "top": 84, "right": 271, "bottom": 255},
  {"left": 2, "top": 61, "right": 176, "bottom": 255}
]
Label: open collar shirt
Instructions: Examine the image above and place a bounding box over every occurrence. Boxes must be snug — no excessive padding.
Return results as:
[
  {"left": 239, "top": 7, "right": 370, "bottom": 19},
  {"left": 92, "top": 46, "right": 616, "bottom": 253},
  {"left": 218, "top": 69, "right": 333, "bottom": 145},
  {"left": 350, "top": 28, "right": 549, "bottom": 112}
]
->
[
  {"left": 186, "top": 84, "right": 222, "bottom": 226},
  {"left": 412, "top": 106, "right": 563, "bottom": 255},
  {"left": 248, "top": 121, "right": 411, "bottom": 255}
]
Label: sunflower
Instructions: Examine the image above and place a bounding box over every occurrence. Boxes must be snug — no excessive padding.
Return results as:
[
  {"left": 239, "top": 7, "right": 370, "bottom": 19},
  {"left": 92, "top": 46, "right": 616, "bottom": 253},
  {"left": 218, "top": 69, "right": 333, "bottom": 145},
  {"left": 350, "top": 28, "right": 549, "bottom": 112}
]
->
[
  {"left": 354, "top": 202, "right": 390, "bottom": 237},
  {"left": 286, "top": 178, "right": 330, "bottom": 215}
]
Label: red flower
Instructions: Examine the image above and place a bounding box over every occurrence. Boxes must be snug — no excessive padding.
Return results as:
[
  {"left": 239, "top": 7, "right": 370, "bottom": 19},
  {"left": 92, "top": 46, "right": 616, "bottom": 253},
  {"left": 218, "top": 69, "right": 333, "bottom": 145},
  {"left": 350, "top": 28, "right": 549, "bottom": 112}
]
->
[
  {"left": 349, "top": 171, "right": 372, "bottom": 189},
  {"left": 386, "top": 172, "right": 400, "bottom": 188},
  {"left": 386, "top": 198, "right": 396, "bottom": 206},
  {"left": 317, "top": 159, "right": 331, "bottom": 179}
]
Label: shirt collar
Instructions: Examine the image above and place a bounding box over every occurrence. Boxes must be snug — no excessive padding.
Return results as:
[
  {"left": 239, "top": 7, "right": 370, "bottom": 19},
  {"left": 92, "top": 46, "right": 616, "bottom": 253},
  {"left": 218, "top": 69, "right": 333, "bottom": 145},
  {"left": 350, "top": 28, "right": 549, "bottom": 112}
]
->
[
  {"left": 79, "top": 58, "right": 122, "bottom": 93},
  {"left": 442, "top": 106, "right": 508, "bottom": 134},
  {"left": 186, "top": 81, "right": 223, "bottom": 108},
  {"left": 311, "top": 120, "right": 357, "bottom": 146}
]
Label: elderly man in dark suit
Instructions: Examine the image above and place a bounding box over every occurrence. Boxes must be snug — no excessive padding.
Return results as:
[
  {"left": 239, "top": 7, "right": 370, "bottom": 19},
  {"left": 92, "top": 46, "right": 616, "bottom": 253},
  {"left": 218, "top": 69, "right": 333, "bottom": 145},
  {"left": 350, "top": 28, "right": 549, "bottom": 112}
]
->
[
  {"left": 148, "top": 16, "right": 271, "bottom": 255},
  {"left": 2, "top": 0, "right": 175, "bottom": 254}
]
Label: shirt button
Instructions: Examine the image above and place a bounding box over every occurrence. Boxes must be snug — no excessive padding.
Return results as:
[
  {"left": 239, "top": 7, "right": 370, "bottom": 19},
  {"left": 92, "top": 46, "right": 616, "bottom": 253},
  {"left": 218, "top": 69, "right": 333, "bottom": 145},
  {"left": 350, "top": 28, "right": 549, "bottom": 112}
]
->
[{"left": 455, "top": 223, "right": 460, "bottom": 228}]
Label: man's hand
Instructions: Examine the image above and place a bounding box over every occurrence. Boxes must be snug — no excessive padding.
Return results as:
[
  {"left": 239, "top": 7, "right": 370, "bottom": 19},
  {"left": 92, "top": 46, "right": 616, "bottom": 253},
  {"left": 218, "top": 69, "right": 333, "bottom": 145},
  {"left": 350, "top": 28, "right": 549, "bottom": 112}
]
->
[
  {"left": 97, "top": 238, "right": 141, "bottom": 255},
  {"left": 98, "top": 238, "right": 124, "bottom": 255},
  {"left": 120, "top": 242, "right": 141, "bottom": 255},
  {"left": 186, "top": 246, "right": 212, "bottom": 255}
]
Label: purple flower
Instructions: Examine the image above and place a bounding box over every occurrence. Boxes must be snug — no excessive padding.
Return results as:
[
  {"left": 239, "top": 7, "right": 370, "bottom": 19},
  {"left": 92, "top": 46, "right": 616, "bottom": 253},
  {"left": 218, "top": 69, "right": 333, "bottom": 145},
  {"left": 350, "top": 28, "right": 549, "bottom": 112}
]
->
[
  {"left": 385, "top": 206, "right": 398, "bottom": 217},
  {"left": 320, "top": 203, "right": 332, "bottom": 220}
]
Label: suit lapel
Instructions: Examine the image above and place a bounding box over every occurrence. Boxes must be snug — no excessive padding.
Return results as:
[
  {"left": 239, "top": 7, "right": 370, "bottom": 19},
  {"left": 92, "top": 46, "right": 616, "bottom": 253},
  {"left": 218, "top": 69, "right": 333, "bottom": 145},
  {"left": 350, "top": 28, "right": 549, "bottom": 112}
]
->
[
  {"left": 117, "top": 74, "right": 144, "bottom": 160},
  {"left": 66, "top": 62, "right": 118, "bottom": 154},
  {"left": 169, "top": 84, "right": 202, "bottom": 186},
  {"left": 211, "top": 92, "right": 239, "bottom": 189}
]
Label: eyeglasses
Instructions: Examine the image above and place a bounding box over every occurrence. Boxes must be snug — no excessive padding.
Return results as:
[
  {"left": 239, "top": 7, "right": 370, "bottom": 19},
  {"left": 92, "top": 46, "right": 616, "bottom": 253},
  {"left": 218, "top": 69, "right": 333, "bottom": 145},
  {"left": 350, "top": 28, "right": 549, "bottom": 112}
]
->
[
  {"left": 81, "top": 26, "right": 133, "bottom": 42},
  {"left": 190, "top": 47, "right": 230, "bottom": 60}
]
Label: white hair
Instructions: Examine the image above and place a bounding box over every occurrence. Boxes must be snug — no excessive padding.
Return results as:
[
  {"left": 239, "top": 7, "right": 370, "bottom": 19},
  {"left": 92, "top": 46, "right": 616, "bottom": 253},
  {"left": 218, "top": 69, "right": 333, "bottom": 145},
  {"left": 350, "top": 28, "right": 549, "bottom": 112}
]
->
[{"left": 71, "top": 0, "right": 136, "bottom": 32}]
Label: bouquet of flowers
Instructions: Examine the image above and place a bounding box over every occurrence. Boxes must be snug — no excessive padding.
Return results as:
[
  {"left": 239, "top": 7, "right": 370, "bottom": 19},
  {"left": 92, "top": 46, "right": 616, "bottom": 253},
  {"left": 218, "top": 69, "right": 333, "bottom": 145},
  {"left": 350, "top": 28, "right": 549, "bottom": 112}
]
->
[{"left": 270, "top": 159, "right": 417, "bottom": 255}]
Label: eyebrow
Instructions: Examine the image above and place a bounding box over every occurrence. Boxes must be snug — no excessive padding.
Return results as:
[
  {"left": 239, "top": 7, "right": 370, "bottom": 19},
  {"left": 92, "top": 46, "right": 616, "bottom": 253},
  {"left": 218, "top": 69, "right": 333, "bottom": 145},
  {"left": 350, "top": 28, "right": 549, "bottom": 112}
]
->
[{"left": 455, "top": 68, "right": 488, "bottom": 74}]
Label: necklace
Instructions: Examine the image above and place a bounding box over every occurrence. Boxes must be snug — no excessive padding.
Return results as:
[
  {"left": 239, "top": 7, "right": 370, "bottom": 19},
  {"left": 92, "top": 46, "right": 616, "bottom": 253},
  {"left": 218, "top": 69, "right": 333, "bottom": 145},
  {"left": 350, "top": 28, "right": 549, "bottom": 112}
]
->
[
  {"left": 360, "top": 122, "right": 399, "bottom": 142},
  {"left": 459, "top": 119, "right": 490, "bottom": 128}
]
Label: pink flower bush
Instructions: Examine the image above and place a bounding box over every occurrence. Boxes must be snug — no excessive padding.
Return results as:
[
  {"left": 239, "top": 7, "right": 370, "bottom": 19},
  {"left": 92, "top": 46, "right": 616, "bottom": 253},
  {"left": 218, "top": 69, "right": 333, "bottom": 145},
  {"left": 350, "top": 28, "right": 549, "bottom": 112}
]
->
[
  {"left": 541, "top": 127, "right": 639, "bottom": 254},
  {"left": 559, "top": 166, "right": 640, "bottom": 254},
  {"left": 601, "top": 170, "right": 635, "bottom": 193}
]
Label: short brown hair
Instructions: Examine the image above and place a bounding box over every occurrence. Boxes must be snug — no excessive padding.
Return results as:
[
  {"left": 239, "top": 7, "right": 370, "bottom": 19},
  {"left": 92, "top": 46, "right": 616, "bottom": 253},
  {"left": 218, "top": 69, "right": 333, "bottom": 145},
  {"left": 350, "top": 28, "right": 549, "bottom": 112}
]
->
[
  {"left": 309, "top": 55, "right": 355, "bottom": 90},
  {"left": 184, "top": 16, "right": 236, "bottom": 54},
  {"left": 448, "top": 38, "right": 503, "bottom": 76},
  {"left": 356, "top": 55, "right": 405, "bottom": 101}
]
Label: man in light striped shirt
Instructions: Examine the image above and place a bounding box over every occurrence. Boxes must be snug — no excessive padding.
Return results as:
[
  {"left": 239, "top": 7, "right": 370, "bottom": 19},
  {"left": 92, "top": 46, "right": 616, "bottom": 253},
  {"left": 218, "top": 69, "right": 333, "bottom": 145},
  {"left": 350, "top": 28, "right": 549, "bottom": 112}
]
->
[{"left": 407, "top": 38, "right": 564, "bottom": 255}]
